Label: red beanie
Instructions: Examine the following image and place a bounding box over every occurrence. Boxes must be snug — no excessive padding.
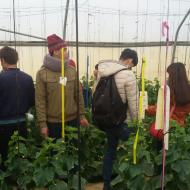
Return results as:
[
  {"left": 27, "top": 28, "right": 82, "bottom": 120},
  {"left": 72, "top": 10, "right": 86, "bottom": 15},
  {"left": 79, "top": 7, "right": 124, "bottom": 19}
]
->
[{"left": 47, "top": 34, "right": 67, "bottom": 53}]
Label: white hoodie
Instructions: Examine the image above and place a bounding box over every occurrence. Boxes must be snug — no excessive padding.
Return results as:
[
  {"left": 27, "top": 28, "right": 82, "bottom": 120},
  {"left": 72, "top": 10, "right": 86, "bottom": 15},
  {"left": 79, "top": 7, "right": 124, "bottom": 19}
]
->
[{"left": 96, "top": 60, "right": 139, "bottom": 121}]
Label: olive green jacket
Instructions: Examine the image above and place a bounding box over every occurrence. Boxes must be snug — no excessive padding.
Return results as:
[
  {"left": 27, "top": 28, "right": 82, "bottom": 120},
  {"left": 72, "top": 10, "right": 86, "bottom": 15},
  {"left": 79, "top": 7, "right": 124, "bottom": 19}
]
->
[{"left": 35, "top": 66, "right": 85, "bottom": 128}]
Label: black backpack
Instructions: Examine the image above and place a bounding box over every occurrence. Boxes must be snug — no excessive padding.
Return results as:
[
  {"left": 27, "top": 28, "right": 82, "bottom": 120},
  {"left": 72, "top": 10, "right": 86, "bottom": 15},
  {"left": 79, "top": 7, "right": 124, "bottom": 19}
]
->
[{"left": 92, "top": 69, "right": 128, "bottom": 129}]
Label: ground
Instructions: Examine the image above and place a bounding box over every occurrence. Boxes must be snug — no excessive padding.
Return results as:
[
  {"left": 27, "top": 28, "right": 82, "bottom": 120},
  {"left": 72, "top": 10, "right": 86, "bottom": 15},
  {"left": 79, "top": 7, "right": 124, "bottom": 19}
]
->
[{"left": 85, "top": 182, "right": 103, "bottom": 190}]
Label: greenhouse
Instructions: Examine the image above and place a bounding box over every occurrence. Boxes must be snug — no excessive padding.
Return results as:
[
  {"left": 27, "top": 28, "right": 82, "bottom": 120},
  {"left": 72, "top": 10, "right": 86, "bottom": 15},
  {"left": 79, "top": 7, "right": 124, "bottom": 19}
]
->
[{"left": 0, "top": 0, "right": 190, "bottom": 190}]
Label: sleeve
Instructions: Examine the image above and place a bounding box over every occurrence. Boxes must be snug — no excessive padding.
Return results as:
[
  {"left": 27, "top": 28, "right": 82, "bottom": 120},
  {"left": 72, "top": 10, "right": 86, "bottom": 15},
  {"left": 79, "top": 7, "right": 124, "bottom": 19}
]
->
[
  {"left": 35, "top": 71, "right": 47, "bottom": 128},
  {"left": 145, "top": 105, "right": 157, "bottom": 116},
  {"left": 29, "top": 77, "right": 35, "bottom": 108},
  {"left": 74, "top": 72, "right": 85, "bottom": 120},
  {"left": 124, "top": 72, "right": 139, "bottom": 121},
  {"left": 0, "top": 78, "right": 2, "bottom": 114}
]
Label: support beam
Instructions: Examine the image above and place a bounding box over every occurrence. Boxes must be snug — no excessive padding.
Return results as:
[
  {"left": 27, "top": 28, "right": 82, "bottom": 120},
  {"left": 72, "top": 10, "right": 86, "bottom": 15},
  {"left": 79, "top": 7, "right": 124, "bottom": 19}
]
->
[
  {"left": 171, "top": 8, "right": 190, "bottom": 64},
  {"left": 0, "top": 40, "right": 190, "bottom": 47},
  {"left": 0, "top": 28, "right": 46, "bottom": 40},
  {"left": 1, "top": 27, "right": 189, "bottom": 48}
]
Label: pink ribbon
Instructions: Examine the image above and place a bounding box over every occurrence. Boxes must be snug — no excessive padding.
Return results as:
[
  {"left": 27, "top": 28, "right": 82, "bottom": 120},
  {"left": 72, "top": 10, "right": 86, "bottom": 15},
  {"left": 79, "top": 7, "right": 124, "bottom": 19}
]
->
[{"left": 162, "top": 21, "right": 169, "bottom": 42}]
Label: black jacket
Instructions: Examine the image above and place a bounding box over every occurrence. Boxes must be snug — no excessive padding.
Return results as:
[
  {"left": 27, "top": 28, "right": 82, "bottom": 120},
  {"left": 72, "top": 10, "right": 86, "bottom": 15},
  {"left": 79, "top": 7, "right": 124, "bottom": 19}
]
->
[{"left": 0, "top": 68, "right": 35, "bottom": 121}]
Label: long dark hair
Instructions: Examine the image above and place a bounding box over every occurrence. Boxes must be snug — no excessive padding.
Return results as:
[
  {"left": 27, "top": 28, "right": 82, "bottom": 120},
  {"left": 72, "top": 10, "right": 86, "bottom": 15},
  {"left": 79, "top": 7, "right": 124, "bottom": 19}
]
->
[{"left": 167, "top": 62, "right": 190, "bottom": 106}]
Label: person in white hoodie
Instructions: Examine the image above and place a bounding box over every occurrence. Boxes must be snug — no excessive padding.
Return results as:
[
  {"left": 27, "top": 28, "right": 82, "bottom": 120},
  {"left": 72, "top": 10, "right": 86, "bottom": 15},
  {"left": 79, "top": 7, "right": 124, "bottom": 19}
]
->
[{"left": 95, "top": 49, "right": 139, "bottom": 190}]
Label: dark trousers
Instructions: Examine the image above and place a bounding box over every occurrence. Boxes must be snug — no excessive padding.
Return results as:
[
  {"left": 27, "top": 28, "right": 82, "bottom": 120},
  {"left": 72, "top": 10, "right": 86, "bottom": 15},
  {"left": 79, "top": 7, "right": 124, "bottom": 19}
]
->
[
  {"left": 0, "top": 122, "right": 27, "bottom": 169},
  {"left": 103, "top": 123, "right": 132, "bottom": 190},
  {"left": 47, "top": 119, "right": 77, "bottom": 139}
]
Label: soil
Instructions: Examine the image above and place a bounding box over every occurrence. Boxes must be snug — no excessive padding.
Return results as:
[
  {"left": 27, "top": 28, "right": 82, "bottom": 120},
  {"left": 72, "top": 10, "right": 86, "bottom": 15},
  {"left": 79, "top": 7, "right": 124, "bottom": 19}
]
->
[{"left": 85, "top": 182, "right": 103, "bottom": 190}]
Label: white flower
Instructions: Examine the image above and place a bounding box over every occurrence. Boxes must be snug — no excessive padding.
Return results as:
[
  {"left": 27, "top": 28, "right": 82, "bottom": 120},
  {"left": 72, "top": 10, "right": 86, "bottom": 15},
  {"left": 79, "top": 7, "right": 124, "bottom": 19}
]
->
[{"left": 26, "top": 113, "right": 34, "bottom": 121}]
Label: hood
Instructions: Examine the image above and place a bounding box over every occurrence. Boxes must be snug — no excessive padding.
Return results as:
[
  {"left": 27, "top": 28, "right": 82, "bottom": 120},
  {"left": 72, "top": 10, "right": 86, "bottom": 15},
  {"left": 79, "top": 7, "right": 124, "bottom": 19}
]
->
[
  {"left": 43, "top": 54, "right": 69, "bottom": 72},
  {"left": 97, "top": 60, "right": 130, "bottom": 77}
]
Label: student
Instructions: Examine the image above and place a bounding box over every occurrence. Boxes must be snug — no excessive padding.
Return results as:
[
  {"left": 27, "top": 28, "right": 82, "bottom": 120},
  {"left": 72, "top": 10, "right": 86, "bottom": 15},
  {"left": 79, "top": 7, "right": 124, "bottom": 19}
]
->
[
  {"left": 147, "top": 62, "right": 190, "bottom": 126},
  {"left": 35, "top": 34, "right": 88, "bottom": 139},
  {"left": 94, "top": 49, "right": 139, "bottom": 190},
  {"left": 0, "top": 46, "right": 35, "bottom": 168}
]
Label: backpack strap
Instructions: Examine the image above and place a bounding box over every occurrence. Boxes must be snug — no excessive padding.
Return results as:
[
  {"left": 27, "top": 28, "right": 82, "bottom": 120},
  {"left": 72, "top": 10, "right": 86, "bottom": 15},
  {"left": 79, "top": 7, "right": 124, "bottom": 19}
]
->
[
  {"left": 111, "top": 68, "right": 129, "bottom": 105},
  {"left": 112, "top": 68, "right": 129, "bottom": 76}
]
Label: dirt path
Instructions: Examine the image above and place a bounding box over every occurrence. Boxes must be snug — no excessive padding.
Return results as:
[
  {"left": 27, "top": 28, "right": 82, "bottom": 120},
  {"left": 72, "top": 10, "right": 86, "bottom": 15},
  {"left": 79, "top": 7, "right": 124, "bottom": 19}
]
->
[{"left": 85, "top": 182, "right": 103, "bottom": 190}]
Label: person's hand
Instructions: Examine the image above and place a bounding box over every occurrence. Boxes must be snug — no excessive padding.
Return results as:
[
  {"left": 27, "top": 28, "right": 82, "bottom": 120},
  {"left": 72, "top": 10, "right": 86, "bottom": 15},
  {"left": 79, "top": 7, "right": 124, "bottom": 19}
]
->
[
  {"left": 41, "top": 127, "right": 48, "bottom": 137},
  {"left": 80, "top": 118, "right": 89, "bottom": 128}
]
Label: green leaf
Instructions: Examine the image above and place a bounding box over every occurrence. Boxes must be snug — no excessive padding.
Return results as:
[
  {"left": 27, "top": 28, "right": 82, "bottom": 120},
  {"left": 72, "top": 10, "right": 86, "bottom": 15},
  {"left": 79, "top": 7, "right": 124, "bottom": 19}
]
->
[
  {"left": 128, "top": 165, "right": 142, "bottom": 178},
  {"left": 118, "top": 162, "right": 129, "bottom": 173},
  {"left": 165, "top": 151, "right": 180, "bottom": 165},
  {"left": 128, "top": 175, "right": 145, "bottom": 190},
  {"left": 184, "top": 136, "right": 190, "bottom": 142},
  {"left": 177, "top": 182, "right": 189, "bottom": 190},
  {"left": 0, "top": 181, "right": 10, "bottom": 190},
  {"left": 171, "top": 160, "right": 190, "bottom": 182},
  {"left": 65, "top": 156, "right": 76, "bottom": 171},
  {"left": 17, "top": 175, "right": 32, "bottom": 189},
  {"left": 142, "top": 162, "right": 154, "bottom": 176},
  {"left": 33, "top": 167, "right": 55, "bottom": 187},
  {"left": 68, "top": 175, "right": 86, "bottom": 190},
  {"left": 150, "top": 175, "right": 162, "bottom": 189},
  {"left": 69, "top": 175, "right": 78, "bottom": 190},
  {"left": 111, "top": 175, "right": 123, "bottom": 186},
  {"left": 51, "top": 160, "right": 67, "bottom": 176},
  {"left": 171, "top": 160, "right": 190, "bottom": 177},
  {"left": 18, "top": 143, "right": 28, "bottom": 156}
]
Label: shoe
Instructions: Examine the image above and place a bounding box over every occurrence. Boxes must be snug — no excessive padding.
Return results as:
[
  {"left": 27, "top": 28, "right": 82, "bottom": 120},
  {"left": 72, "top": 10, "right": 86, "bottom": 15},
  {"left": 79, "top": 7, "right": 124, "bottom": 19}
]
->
[
  {"left": 103, "top": 185, "right": 112, "bottom": 190},
  {"left": 103, "top": 188, "right": 112, "bottom": 190}
]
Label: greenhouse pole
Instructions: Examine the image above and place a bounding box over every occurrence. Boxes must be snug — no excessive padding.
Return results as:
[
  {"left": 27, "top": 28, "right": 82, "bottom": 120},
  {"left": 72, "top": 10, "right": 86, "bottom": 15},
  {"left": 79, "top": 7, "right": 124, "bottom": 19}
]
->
[
  {"left": 63, "top": 0, "right": 70, "bottom": 39},
  {"left": 75, "top": 0, "right": 81, "bottom": 189},
  {"left": 171, "top": 8, "right": 190, "bottom": 64},
  {"left": 85, "top": 55, "right": 89, "bottom": 108}
]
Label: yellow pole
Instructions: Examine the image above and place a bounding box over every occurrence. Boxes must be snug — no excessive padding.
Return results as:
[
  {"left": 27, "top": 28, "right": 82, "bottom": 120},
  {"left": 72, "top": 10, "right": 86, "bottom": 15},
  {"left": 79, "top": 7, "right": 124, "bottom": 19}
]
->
[
  {"left": 133, "top": 57, "right": 146, "bottom": 164},
  {"left": 61, "top": 48, "right": 65, "bottom": 139},
  {"left": 139, "top": 57, "right": 146, "bottom": 119}
]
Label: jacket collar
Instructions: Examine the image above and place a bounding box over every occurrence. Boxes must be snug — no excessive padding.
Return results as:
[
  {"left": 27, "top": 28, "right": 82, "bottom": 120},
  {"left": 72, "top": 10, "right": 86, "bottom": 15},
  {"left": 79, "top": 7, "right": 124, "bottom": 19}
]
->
[{"left": 43, "top": 54, "right": 69, "bottom": 72}]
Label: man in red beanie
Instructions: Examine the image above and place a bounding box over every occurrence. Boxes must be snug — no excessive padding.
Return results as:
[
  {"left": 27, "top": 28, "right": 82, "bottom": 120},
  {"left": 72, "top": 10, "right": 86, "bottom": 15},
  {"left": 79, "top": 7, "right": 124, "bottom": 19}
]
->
[{"left": 35, "top": 34, "right": 88, "bottom": 138}]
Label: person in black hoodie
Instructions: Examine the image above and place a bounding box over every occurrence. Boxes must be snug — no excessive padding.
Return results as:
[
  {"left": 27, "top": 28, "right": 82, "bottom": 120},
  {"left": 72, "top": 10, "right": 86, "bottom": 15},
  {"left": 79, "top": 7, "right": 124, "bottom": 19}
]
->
[{"left": 0, "top": 46, "right": 35, "bottom": 169}]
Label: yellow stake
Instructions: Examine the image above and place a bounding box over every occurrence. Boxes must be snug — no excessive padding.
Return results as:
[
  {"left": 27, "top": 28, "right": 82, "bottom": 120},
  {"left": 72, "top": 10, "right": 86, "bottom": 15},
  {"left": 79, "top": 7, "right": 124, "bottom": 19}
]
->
[
  {"left": 133, "top": 57, "right": 146, "bottom": 164},
  {"left": 133, "top": 128, "right": 139, "bottom": 164},
  {"left": 139, "top": 57, "right": 146, "bottom": 119},
  {"left": 61, "top": 48, "right": 65, "bottom": 139}
]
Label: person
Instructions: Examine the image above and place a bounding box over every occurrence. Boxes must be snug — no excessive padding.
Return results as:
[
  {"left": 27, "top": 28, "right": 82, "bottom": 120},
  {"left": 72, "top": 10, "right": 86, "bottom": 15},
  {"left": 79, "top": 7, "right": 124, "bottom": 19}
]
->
[
  {"left": 0, "top": 46, "right": 35, "bottom": 168},
  {"left": 35, "top": 34, "right": 89, "bottom": 139},
  {"left": 147, "top": 62, "right": 190, "bottom": 126},
  {"left": 94, "top": 49, "right": 139, "bottom": 190},
  {"left": 92, "top": 64, "right": 99, "bottom": 94}
]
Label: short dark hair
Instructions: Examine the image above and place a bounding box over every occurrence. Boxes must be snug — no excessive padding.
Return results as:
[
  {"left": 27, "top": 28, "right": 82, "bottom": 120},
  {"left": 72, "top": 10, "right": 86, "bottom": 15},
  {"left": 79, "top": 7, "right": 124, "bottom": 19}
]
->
[
  {"left": 95, "top": 64, "right": 98, "bottom": 70},
  {"left": 0, "top": 46, "right": 18, "bottom": 65},
  {"left": 119, "top": 49, "right": 138, "bottom": 66}
]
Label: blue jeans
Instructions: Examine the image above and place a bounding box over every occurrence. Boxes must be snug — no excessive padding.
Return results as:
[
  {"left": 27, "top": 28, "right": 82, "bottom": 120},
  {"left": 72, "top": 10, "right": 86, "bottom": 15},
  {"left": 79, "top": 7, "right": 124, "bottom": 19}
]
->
[{"left": 103, "top": 123, "right": 132, "bottom": 189}]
